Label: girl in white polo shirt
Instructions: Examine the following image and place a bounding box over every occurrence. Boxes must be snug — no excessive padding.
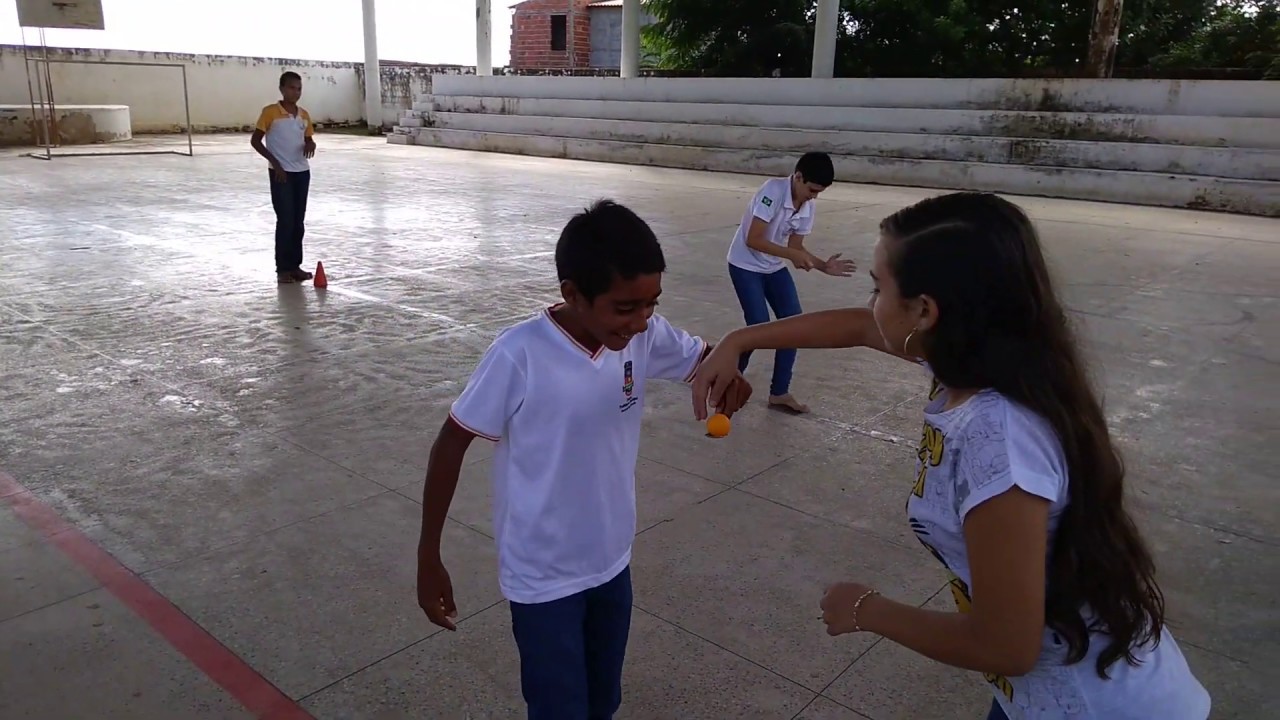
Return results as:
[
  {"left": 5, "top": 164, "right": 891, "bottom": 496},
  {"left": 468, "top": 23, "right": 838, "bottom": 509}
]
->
[
  {"left": 415, "top": 200, "right": 751, "bottom": 720},
  {"left": 692, "top": 192, "right": 1210, "bottom": 720}
]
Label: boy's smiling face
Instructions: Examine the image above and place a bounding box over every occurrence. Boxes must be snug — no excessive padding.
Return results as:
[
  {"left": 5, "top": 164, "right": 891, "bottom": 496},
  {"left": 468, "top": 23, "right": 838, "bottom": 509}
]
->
[
  {"left": 280, "top": 78, "right": 303, "bottom": 104},
  {"left": 564, "top": 272, "right": 662, "bottom": 352}
]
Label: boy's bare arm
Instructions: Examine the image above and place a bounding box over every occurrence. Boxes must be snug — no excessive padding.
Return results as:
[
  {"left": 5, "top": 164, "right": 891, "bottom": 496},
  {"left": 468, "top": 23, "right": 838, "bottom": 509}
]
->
[
  {"left": 249, "top": 129, "right": 279, "bottom": 167},
  {"left": 416, "top": 416, "right": 476, "bottom": 631},
  {"left": 789, "top": 233, "right": 856, "bottom": 277},
  {"left": 418, "top": 416, "right": 474, "bottom": 556},
  {"left": 746, "top": 218, "right": 810, "bottom": 268}
]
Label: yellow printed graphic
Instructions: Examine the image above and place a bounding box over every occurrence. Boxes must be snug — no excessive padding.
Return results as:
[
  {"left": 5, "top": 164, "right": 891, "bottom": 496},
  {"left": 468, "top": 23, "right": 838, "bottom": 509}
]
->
[
  {"left": 912, "top": 466, "right": 927, "bottom": 498},
  {"left": 912, "top": 422, "right": 944, "bottom": 497},
  {"left": 947, "top": 572, "right": 1015, "bottom": 702},
  {"left": 947, "top": 575, "right": 972, "bottom": 611},
  {"left": 985, "top": 673, "right": 1015, "bottom": 702},
  {"left": 928, "top": 376, "right": 945, "bottom": 401}
]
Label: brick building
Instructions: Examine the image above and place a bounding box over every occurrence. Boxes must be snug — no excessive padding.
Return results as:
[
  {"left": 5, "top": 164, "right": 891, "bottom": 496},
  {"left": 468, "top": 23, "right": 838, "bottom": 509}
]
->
[{"left": 509, "top": 0, "right": 655, "bottom": 71}]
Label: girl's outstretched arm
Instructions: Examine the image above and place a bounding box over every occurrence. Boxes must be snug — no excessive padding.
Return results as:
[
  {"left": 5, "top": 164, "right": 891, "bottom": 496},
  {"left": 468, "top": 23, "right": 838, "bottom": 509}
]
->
[
  {"left": 692, "top": 308, "right": 909, "bottom": 419},
  {"left": 728, "top": 308, "right": 896, "bottom": 353}
]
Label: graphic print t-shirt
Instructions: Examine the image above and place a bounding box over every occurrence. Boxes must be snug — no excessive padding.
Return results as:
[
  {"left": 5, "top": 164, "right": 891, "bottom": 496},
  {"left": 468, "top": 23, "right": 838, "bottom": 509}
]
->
[{"left": 907, "top": 381, "right": 1211, "bottom": 720}]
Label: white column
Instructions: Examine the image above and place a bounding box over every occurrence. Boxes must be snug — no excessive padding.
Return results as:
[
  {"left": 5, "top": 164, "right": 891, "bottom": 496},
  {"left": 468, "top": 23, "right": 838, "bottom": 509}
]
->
[
  {"left": 476, "top": 0, "right": 493, "bottom": 76},
  {"left": 361, "top": 0, "right": 382, "bottom": 131},
  {"left": 811, "top": 0, "right": 838, "bottom": 79},
  {"left": 620, "top": 0, "right": 641, "bottom": 79}
]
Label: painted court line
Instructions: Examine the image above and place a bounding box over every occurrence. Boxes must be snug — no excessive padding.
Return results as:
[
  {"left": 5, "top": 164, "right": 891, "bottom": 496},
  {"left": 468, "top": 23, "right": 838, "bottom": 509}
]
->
[{"left": 0, "top": 469, "right": 314, "bottom": 720}]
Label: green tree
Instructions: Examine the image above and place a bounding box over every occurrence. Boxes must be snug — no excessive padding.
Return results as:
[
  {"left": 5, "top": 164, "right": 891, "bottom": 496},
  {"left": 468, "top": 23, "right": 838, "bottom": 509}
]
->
[
  {"left": 645, "top": 0, "right": 1279, "bottom": 77},
  {"left": 643, "top": 0, "right": 813, "bottom": 76},
  {"left": 835, "top": 0, "right": 1089, "bottom": 77},
  {"left": 1113, "top": 0, "right": 1217, "bottom": 68},
  {"left": 1149, "top": 1, "right": 1279, "bottom": 73}
]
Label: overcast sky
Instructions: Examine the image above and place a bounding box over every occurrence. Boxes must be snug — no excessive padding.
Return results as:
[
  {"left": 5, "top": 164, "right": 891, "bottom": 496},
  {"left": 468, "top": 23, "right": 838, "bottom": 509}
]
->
[{"left": 0, "top": 0, "right": 512, "bottom": 66}]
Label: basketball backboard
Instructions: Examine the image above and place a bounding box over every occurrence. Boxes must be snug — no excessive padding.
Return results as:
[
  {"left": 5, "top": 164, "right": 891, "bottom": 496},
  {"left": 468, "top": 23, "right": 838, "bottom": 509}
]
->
[{"left": 15, "top": 0, "right": 105, "bottom": 30}]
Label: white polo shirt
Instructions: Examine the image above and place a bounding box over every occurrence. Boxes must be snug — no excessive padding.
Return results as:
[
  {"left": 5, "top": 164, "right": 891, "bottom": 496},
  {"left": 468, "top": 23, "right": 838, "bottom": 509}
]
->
[
  {"left": 255, "top": 103, "right": 313, "bottom": 173},
  {"left": 726, "top": 176, "right": 816, "bottom": 274},
  {"left": 449, "top": 307, "right": 706, "bottom": 605}
]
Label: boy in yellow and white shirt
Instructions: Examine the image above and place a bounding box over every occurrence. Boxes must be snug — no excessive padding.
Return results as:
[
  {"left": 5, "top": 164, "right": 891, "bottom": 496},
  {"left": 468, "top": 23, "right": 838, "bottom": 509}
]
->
[{"left": 250, "top": 71, "right": 317, "bottom": 284}]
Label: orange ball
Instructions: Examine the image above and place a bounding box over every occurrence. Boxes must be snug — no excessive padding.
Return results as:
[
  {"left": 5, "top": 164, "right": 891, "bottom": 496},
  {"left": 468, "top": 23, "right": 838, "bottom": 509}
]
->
[{"left": 706, "top": 413, "right": 731, "bottom": 438}]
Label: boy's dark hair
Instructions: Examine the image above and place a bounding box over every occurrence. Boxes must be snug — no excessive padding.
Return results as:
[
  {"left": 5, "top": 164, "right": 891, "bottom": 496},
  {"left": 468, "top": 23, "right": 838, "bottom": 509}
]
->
[
  {"left": 555, "top": 199, "right": 666, "bottom": 301},
  {"left": 795, "top": 152, "right": 835, "bottom": 187},
  {"left": 279, "top": 71, "right": 302, "bottom": 88}
]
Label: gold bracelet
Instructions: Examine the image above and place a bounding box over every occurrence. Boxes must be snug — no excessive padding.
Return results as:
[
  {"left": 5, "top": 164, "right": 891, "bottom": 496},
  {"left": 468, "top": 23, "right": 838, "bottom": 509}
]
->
[{"left": 852, "top": 588, "right": 880, "bottom": 632}]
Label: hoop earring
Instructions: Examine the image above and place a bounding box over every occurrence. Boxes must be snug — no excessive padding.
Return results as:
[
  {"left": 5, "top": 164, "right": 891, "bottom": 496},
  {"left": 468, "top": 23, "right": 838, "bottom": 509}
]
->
[{"left": 902, "top": 328, "right": 918, "bottom": 357}]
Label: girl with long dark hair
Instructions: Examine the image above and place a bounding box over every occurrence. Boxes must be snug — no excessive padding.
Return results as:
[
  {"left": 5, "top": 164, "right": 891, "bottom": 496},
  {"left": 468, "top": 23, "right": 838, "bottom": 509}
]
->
[{"left": 692, "top": 192, "right": 1210, "bottom": 719}]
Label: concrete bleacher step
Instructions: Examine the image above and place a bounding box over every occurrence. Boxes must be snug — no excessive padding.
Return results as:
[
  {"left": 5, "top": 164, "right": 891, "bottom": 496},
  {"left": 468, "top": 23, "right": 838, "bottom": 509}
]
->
[
  {"left": 424, "top": 111, "right": 1277, "bottom": 181},
  {"left": 428, "top": 76, "right": 1279, "bottom": 117},
  {"left": 408, "top": 127, "right": 1279, "bottom": 216},
  {"left": 413, "top": 95, "right": 1280, "bottom": 150}
]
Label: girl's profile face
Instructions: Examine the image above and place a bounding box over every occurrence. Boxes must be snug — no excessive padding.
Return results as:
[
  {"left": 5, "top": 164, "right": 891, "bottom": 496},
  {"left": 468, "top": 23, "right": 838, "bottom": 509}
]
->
[
  {"left": 869, "top": 235, "right": 909, "bottom": 353},
  {"left": 869, "top": 234, "right": 934, "bottom": 357}
]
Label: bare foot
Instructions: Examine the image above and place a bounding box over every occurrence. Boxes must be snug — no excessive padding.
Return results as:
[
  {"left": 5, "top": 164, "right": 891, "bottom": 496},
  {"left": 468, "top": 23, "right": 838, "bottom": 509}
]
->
[{"left": 768, "top": 394, "right": 810, "bottom": 414}]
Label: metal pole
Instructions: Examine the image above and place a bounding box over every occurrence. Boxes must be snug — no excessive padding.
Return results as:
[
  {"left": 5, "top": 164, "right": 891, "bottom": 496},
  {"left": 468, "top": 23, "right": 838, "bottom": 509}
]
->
[
  {"left": 182, "top": 65, "right": 194, "bottom": 156},
  {"left": 620, "top": 0, "right": 641, "bottom": 78},
  {"left": 40, "top": 29, "right": 56, "bottom": 157},
  {"left": 811, "top": 0, "right": 838, "bottom": 79},
  {"left": 20, "top": 26, "right": 43, "bottom": 147},
  {"left": 361, "top": 0, "right": 383, "bottom": 132},
  {"left": 476, "top": 0, "right": 492, "bottom": 76}
]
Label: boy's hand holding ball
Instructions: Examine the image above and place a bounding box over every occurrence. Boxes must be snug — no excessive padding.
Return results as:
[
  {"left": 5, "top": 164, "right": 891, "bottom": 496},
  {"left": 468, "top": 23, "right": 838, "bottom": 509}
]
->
[{"left": 705, "top": 373, "right": 751, "bottom": 438}]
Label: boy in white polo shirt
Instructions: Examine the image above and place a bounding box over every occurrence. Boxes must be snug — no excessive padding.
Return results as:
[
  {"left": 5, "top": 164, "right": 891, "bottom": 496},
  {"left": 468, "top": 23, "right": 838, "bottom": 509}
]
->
[
  {"left": 415, "top": 200, "right": 751, "bottom": 720},
  {"left": 726, "top": 152, "right": 855, "bottom": 414},
  {"left": 250, "top": 71, "right": 317, "bottom": 284}
]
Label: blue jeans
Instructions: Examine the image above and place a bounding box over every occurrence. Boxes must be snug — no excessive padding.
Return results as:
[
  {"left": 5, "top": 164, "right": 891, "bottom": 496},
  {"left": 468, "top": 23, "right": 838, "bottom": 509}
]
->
[
  {"left": 509, "top": 566, "right": 633, "bottom": 720},
  {"left": 269, "top": 169, "right": 310, "bottom": 273},
  {"left": 728, "top": 263, "right": 803, "bottom": 396}
]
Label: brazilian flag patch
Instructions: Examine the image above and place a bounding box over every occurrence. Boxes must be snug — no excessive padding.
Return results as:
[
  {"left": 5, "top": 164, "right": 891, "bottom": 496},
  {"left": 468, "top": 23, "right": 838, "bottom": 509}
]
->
[{"left": 761, "top": 197, "right": 773, "bottom": 207}]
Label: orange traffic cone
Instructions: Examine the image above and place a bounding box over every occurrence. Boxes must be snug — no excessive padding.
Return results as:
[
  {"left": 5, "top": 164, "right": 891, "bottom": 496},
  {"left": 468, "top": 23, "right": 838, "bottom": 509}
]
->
[{"left": 313, "top": 262, "right": 328, "bottom": 288}]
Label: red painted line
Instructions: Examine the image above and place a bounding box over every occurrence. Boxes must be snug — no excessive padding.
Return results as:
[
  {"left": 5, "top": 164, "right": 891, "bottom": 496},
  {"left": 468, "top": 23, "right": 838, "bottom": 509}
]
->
[{"left": 0, "top": 470, "right": 314, "bottom": 720}]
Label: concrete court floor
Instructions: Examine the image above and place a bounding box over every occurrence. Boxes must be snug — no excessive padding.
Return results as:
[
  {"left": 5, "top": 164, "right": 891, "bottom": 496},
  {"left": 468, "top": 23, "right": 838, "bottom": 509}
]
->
[{"left": 0, "top": 134, "right": 1276, "bottom": 720}]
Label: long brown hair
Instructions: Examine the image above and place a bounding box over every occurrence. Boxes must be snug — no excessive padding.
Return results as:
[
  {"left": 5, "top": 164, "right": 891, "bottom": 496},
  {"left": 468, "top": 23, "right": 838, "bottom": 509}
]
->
[{"left": 882, "top": 192, "right": 1164, "bottom": 677}]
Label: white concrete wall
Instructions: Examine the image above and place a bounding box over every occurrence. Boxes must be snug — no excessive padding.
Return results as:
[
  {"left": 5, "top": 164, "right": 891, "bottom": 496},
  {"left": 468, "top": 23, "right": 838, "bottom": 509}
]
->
[
  {"left": 426, "top": 111, "right": 1279, "bottom": 180},
  {"left": 0, "top": 103, "right": 131, "bottom": 145},
  {"left": 432, "top": 75, "right": 1280, "bottom": 118},
  {"left": 0, "top": 45, "right": 473, "bottom": 133},
  {"left": 401, "top": 74, "right": 1279, "bottom": 215},
  {"left": 421, "top": 94, "right": 1280, "bottom": 149},
  {"left": 410, "top": 127, "right": 1279, "bottom": 216}
]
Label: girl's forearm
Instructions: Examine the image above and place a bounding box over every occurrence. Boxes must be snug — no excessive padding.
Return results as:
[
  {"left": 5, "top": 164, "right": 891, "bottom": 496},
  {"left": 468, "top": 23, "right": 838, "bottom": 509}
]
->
[
  {"left": 859, "top": 594, "right": 1035, "bottom": 677},
  {"left": 723, "top": 308, "right": 885, "bottom": 353}
]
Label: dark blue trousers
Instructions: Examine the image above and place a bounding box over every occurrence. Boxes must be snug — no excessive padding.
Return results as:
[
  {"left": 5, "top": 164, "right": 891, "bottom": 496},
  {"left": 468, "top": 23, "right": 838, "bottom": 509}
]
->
[
  {"left": 509, "top": 566, "right": 633, "bottom": 720},
  {"left": 986, "top": 698, "right": 1010, "bottom": 720},
  {"left": 728, "top": 263, "right": 803, "bottom": 396},
  {"left": 269, "top": 169, "right": 310, "bottom": 274}
]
